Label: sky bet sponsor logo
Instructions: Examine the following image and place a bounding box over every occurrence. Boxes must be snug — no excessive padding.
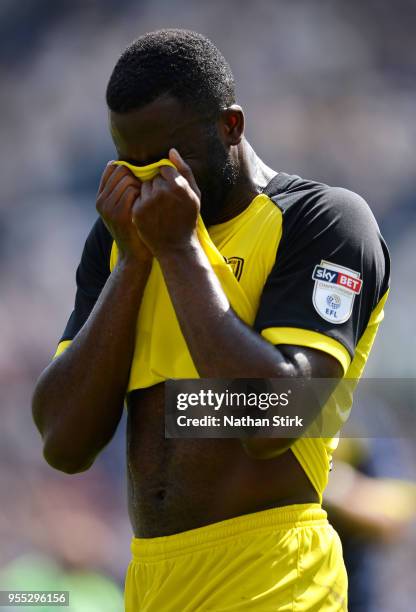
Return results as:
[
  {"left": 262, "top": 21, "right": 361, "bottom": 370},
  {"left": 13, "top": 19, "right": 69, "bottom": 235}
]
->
[
  {"left": 312, "top": 260, "right": 362, "bottom": 324},
  {"left": 312, "top": 264, "right": 362, "bottom": 294}
]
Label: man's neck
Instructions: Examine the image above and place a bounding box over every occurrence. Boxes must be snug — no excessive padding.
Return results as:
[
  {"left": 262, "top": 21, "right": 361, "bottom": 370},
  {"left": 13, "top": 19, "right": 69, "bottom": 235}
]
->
[{"left": 212, "top": 138, "right": 277, "bottom": 225}]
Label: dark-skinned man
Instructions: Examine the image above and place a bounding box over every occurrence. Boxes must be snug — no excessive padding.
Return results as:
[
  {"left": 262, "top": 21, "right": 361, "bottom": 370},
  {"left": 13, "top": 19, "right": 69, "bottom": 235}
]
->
[{"left": 32, "top": 29, "right": 390, "bottom": 611}]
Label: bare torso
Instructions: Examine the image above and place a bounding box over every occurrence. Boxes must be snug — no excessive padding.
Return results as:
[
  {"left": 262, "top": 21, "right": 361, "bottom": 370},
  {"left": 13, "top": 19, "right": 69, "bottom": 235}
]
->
[{"left": 127, "top": 383, "right": 318, "bottom": 538}]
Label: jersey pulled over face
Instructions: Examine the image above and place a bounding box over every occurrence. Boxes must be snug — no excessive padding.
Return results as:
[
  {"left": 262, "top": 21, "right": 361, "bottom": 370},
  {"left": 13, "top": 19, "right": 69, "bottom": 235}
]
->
[
  {"left": 54, "top": 172, "right": 390, "bottom": 499},
  {"left": 109, "top": 96, "right": 239, "bottom": 226}
]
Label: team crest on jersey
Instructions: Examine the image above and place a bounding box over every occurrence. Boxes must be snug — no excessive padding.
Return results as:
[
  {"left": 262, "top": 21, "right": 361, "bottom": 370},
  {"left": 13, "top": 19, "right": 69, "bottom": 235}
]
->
[
  {"left": 312, "top": 260, "right": 362, "bottom": 324},
  {"left": 224, "top": 256, "right": 244, "bottom": 280}
]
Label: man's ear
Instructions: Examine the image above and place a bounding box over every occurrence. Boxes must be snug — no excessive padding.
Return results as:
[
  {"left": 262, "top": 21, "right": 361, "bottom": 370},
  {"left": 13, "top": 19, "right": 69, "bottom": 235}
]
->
[{"left": 219, "top": 105, "right": 244, "bottom": 146}]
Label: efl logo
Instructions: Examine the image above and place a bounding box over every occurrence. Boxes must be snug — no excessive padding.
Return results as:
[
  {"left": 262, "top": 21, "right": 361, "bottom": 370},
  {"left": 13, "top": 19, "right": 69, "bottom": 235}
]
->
[
  {"left": 312, "top": 265, "right": 362, "bottom": 295},
  {"left": 312, "top": 260, "right": 362, "bottom": 324}
]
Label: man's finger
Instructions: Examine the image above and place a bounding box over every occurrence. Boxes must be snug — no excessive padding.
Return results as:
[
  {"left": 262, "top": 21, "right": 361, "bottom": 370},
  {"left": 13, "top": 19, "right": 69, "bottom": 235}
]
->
[
  {"left": 97, "top": 161, "right": 117, "bottom": 194},
  {"left": 168, "top": 148, "right": 194, "bottom": 181},
  {"left": 158, "top": 165, "right": 179, "bottom": 180},
  {"left": 140, "top": 179, "right": 153, "bottom": 201},
  {"left": 102, "top": 165, "right": 137, "bottom": 199},
  {"left": 158, "top": 166, "right": 196, "bottom": 198},
  {"left": 152, "top": 174, "right": 167, "bottom": 191},
  {"left": 117, "top": 185, "right": 140, "bottom": 211},
  {"left": 110, "top": 175, "right": 141, "bottom": 207},
  {"left": 164, "top": 149, "right": 201, "bottom": 197}
]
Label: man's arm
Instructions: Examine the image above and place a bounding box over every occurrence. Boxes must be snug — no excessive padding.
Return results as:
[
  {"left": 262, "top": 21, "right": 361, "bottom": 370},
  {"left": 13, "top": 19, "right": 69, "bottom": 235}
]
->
[
  {"left": 157, "top": 240, "right": 342, "bottom": 458},
  {"left": 32, "top": 164, "right": 151, "bottom": 473}
]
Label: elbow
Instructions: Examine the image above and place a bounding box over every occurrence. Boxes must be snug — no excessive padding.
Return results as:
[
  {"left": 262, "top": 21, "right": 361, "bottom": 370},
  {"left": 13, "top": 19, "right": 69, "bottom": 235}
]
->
[
  {"left": 43, "top": 443, "right": 94, "bottom": 474},
  {"left": 58, "top": 462, "right": 93, "bottom": 475},
  {"left": 32, "top": 378, "right": 95, "bottom": 475},
  {"left": 42, "top": 434, "right": 95, "bottom": 474}
]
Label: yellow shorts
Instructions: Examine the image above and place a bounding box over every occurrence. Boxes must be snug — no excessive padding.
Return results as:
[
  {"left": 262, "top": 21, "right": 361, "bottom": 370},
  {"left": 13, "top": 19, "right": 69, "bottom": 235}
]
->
[{"left": 124, "top": 503, "right": 347, "bottom": 611}]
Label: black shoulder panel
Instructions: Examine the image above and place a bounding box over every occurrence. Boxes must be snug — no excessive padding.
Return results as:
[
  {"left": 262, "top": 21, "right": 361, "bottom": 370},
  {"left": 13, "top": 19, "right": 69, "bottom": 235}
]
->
[
  {"left": 58, "top": 217, "right": 112, "bottom": 343},
  {"left": 256, "top": 174, "right": 390, "bottom": 357}
]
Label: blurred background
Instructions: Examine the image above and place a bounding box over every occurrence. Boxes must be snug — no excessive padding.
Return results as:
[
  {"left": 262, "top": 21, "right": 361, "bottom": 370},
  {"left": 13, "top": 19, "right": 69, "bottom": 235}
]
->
[{"left": 0, "top": 0, "right": 415, "bottom": 610}]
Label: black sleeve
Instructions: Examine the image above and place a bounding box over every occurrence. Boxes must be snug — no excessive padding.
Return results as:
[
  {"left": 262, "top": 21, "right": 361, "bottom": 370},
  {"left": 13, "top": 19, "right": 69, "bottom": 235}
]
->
[
  {"left": 58, "top": 217, "right": 113, "bottom": 344},
  {"left": 254, "top": 180, "right": 390, "bottom": 359}
]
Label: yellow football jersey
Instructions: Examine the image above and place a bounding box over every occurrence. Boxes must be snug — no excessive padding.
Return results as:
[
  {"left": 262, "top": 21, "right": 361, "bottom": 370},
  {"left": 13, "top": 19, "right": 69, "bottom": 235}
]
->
[{"left": 54, "top": 172, "right": 390, "bottom": 500}]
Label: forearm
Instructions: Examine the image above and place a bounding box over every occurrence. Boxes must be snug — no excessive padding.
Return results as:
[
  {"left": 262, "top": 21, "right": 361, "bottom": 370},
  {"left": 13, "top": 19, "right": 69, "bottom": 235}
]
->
[
  {"left": 32, "top": 257, "right": 150, "bottom": 472},
  {"left": 157, "top": 240, "right": 295, "bottom": 378}
]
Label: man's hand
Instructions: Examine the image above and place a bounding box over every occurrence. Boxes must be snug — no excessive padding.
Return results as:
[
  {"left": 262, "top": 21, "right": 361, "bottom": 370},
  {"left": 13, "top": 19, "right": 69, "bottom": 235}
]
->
[
  {"left": 132, "top": 149, "right": 201, "bottom": 257},
  {"left": 96, "top": 162, "right": 152, "bottom": 264}
]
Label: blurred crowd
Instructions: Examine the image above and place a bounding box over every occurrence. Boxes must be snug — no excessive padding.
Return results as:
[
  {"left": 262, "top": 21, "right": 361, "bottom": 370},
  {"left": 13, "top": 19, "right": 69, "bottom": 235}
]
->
[{"left": 0, "top": 1, "right": 415, "bottom": 610}]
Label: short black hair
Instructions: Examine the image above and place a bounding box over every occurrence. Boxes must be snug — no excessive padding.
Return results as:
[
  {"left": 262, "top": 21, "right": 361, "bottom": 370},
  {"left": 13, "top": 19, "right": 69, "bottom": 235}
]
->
[{"left": 106, "top": 29, "right": 235, "bottom": 116}]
